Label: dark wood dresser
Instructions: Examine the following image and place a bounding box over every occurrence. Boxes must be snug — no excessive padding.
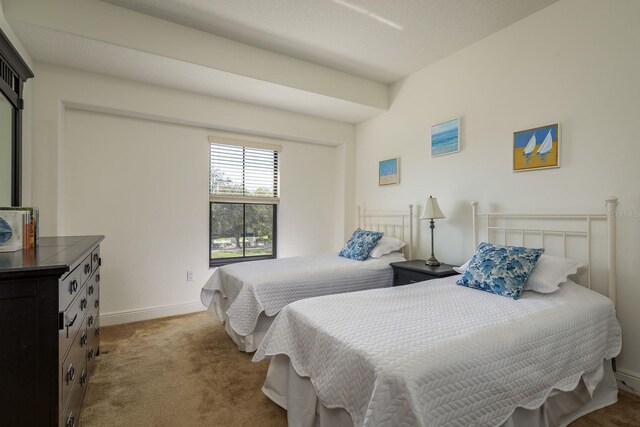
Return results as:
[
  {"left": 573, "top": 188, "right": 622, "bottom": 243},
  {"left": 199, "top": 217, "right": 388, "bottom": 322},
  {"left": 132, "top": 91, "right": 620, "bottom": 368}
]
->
[{"left": 0, "top": 236, "right": 104, "bottom": 426}]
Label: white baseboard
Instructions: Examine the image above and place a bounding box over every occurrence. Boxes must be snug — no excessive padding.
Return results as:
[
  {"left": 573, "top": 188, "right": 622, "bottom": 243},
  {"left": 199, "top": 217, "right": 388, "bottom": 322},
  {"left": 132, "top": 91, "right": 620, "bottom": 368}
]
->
[
  {"left": 99, "top": 301, "right": 205, "bottom": 326},
  {"left": 616, "top": 368, "right": 640, "bottom": 396}
]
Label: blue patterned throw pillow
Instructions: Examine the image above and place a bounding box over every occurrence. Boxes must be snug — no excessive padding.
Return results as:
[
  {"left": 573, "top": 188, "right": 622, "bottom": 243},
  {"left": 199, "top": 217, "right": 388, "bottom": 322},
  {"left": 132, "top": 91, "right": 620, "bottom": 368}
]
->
[
  {"left": 339, "top": 228, "right": 384, "bottom": 261},
  {"left": 457, "top": 242, "right": 544, "bottom": 300}
]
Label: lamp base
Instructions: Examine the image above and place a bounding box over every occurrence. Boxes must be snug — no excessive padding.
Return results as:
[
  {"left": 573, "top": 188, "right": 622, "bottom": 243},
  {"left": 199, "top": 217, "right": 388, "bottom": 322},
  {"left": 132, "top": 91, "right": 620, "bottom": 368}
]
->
[{"left": 425, "top": 256, "right": 441, "bottom": 267}]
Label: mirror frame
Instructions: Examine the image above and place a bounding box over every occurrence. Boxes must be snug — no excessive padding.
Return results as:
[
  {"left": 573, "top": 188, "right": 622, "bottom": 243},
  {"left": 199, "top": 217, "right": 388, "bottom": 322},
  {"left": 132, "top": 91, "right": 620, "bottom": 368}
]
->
[{"left": 0, "top": 27, "right": 33, "bottom": 206}]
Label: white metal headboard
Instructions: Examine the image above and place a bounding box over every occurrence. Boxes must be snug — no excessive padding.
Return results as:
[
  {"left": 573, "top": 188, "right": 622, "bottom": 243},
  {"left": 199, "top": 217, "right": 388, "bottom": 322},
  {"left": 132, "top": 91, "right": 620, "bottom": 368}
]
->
[
  {"left": 471, "top": 197, "right": 618, "bottom": 306},
  {"left": 357, "top": 205, "right": 414, "bottom": 259}
]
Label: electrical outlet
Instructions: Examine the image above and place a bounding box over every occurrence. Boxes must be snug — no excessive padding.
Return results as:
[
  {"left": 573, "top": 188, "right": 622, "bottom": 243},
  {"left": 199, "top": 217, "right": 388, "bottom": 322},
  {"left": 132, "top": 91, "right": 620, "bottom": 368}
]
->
[{"left": 187, "top": 270, "right": 195, "bottom": 282}]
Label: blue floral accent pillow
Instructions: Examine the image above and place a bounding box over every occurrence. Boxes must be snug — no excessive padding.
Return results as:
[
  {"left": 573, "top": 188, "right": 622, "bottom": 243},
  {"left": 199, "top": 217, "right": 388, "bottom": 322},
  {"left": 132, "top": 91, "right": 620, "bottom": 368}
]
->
[
  {"left": 339, "top": 228, "right": 384, "bottom": 261},
  {"left": 457, "top": 242, "right": 544, "bottom": 300}
]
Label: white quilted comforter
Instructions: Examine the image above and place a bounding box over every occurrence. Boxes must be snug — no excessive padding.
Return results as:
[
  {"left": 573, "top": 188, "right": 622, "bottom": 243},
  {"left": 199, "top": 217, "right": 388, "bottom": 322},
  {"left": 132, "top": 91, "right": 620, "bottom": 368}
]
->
[
  {"left": 254, "top": 276, "right": 622, "bottom": 427},
  {"left": 200, "top": 253, "right": 405, "bottom": 337}
]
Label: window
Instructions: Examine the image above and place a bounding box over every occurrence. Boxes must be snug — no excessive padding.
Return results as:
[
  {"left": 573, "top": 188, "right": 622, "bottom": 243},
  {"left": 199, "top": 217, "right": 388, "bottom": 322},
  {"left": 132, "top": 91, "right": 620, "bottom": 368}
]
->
[{"left": 209, "top": 138, "right": 280, "bottom": 266}]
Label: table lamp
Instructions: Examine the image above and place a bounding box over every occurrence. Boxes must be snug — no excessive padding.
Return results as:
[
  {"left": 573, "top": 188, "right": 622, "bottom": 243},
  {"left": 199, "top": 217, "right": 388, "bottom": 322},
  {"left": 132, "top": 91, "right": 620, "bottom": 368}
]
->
[{"left": 420, "top": 196, "right": 445, "bottom": 266}]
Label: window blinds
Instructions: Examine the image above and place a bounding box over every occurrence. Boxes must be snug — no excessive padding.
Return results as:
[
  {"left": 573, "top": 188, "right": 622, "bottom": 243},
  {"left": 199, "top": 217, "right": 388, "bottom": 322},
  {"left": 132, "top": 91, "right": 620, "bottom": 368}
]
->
[{"left": 209, "top": 142, "right": 279, "bottom": 204}]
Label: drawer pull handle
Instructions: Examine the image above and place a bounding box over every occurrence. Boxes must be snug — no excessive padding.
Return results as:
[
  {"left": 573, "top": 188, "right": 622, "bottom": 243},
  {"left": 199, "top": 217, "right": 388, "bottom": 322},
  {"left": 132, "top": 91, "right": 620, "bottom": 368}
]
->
[
  {"left": 80, "top": 332, "right": 88, "bottom": 347},
  {"left": 96, "top": 274, "right": 101, "bottom": 283},
  {"left": 88, "top": 315, "right": 94, "bottom": 326},
  {"left": 81, "top": 298, "right": 88, "bottom": 310},
  {"left": 95, "top": 299, "right": 100, "bottom": 309},
  {"left": 66, "top": 313, "right": 78, "bottom": 327},
  {"left": 88, "top": 285, "right": 94, "bottom": 295},
  {"left": 95, "top": 327, "right": 100, "bottom": 337},
  {"left": 84, "top": 263, "right": 91, "bottom": 274},
  {"left": 93, "top": 253, "right": 99, "bottom": 263},
  {"left": 66, "top": 413, "right": 75, "bottom": 427},
  {"left": 68, "top": 279, "right": 78, "bottom": 294},
  {"left": 66, "top": 364, "right": 75, "bottom": 384},
  {"left": 80, "top": 370, "right": 88, "bottom": 386},
  {"left": 88, "top": 348, "right": 95, "bottom": 360},
  {"left": 65, "top": 313, "right": 78, "bottom": 338}
]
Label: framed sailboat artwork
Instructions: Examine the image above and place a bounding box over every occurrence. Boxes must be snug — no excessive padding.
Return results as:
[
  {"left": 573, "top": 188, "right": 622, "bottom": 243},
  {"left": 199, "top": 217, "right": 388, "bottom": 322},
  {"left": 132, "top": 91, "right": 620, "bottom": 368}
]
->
[{"left": 513, "top": 123, "right": 560, "bottom": 172}]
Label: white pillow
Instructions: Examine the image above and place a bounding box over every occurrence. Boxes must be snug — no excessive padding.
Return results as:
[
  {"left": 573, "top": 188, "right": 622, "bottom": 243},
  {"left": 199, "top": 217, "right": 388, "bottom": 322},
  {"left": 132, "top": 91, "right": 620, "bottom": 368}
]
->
[
  {"left": 454, "top": 254, "right": 584, "bottom": 293},
  {"left": 369, "top": 236, "right": 406, "bottom": 258},
  {"left": 525, "top": 255, "right": 586, "bottom": 293},
  {"left": 453, "top": 262, "right": 469, "bottom": 274}
]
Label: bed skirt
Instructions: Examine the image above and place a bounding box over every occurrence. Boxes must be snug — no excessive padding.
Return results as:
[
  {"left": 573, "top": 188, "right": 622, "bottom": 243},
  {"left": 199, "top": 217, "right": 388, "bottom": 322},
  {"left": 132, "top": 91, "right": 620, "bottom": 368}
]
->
[
  {"left": 205, "top": 291, "right": 275, "bottom": 352},
  {"left": 262, "top": 354, "right": 618, "bottom": 427}
]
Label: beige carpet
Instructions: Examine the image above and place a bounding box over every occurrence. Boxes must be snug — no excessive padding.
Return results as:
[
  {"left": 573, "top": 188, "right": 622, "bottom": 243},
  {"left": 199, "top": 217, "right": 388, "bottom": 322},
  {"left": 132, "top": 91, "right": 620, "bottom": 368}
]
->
[
  {"left": 81, "top": 312, "right": 639, "bottom": 426},
  {"left": 81, "top": 312, "right": 286, "bottom": 426}
]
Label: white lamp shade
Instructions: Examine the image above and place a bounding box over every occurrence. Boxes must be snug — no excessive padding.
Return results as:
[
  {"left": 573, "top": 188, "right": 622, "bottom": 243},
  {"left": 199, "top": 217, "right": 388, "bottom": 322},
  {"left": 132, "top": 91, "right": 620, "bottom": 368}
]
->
[{"left": 420, "top": 196, "right": 445, "bottom": 220}]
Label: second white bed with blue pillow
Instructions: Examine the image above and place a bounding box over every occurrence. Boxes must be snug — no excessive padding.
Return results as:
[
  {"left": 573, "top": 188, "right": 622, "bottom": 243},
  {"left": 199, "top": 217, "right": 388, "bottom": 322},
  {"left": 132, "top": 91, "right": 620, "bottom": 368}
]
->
[{"left": 254, "top": 274, "right": 621, "bottom": 427}]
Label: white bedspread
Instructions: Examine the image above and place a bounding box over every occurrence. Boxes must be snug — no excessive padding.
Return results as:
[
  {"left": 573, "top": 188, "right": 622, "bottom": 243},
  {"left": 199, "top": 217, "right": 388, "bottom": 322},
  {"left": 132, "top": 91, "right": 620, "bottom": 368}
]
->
[
  {"left": 201, "top": 252, "right": 405, "bottom": 337},
  {"left": 254, "top": 276, "right": 622, "bottom": 427}
]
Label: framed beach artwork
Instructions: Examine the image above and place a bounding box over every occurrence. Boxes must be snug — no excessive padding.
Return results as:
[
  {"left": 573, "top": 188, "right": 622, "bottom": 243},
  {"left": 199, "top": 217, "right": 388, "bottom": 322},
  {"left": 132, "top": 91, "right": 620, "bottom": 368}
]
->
[
  {"left": 513, "top": 123, "right": 560, "bottom": 172},
  {"left": 431, "top": 117, "right": 460, "bottom": 157},
  {"left": 379, "top": 158, "right": 399, "bottom": 186}
]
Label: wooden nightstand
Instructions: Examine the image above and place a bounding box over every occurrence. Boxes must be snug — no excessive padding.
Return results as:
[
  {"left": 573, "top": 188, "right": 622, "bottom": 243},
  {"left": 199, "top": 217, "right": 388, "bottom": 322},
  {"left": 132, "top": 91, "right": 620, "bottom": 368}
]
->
[{"left": 389, "top": 260, "right": 458, "bottom": 286}]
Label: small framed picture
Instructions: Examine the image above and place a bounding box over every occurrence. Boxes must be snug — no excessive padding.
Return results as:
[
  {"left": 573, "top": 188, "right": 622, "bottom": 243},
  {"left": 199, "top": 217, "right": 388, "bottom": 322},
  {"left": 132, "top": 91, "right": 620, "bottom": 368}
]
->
[
  {"left": 379, "top": 158, "right": 399, "bottom": 186},
  {"left": 431, "top": 117, "right": 461, "bottom": 157},
  {"left": 513, "top": 123, "right": 560, "bottom": 172}
]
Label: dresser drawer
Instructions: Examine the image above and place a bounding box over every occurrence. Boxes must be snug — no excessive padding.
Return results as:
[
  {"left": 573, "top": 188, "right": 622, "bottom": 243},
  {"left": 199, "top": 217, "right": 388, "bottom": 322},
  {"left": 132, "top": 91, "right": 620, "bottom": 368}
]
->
[
  {"left": 395, "top": 269, "right": 433, "bottom": 286},
  {"left": 91, "top": 246, "right": 101, "bottom": 273},
  {"left": 59, "top": 266, "right": 82, "bottom": 311},
  {"left": 86, "top": 313, "right": 98, "bottom": 345},
  {"left": 86, "top": 312, "right": 99, "bottom": 368},
  {"left": 80, "top": 254, "right": 93, "bottom": 286},
  {"left": 87, "top": 344, "right": 97, "bottom": 374},
  {"left": 87, "top": 268, "right": 100, "bottom": 311},
  {"left": 60, "top": 324, "right": 87, "bottom": 417},
  {"left": 59, "top": 286, "right": 89, "bottom": 360},
  {"left": 87, "top": 267, "right": 100, "bottom": 372},
  {"left": 61, "top": 362, "right": 88, "bottom": 427},
  {"left": 62, "top": 400, "right": 79, "bottom": 427}
]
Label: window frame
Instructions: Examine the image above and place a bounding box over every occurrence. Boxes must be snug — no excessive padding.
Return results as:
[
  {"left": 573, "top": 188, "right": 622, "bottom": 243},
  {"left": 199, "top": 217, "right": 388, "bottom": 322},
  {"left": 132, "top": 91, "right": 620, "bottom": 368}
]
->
[
  {"left": 209, "top": 140, "right": 280, "bottom": 267},
  {"left": 209, "top": 201, "right": 278, "bottom": 267}
]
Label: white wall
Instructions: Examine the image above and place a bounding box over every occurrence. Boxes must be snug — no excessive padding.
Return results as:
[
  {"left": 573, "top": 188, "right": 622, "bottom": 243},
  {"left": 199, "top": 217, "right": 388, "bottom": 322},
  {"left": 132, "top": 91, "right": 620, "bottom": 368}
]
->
[
  {"left": 278, "top": 140, "right": 341, "bottom": 257},
  {"left": 32, "top": 63, "right": 352, "bottom": 324},
  {"left": 355, "top": 0, "right": 640, "bottom": 382}
]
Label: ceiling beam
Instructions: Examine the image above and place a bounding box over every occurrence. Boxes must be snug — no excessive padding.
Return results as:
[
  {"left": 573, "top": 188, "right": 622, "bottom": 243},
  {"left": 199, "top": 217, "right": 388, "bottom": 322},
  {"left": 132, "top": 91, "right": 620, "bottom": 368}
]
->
[{"left": 4, "top": 0, "right": 389, "bottom": 122}]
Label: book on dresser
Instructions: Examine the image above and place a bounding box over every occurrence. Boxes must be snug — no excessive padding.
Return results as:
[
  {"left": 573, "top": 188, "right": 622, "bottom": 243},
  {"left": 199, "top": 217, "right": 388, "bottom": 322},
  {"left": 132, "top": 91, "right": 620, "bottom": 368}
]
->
[
  {"left": 0, "top": 207, "right": 40, "bottom": 251},
  {"left": 0, "top": 235, "right": 104, "bottom": 426}
]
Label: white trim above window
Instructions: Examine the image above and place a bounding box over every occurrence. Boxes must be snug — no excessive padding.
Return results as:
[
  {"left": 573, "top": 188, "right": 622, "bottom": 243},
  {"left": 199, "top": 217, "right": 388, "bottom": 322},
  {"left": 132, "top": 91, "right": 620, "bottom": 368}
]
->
[
  {"left": 209, "top": 140, "right": 280, "bottom": 204},
  {"left": 208, "top": 136, "right": 282, "bottom": 153}
]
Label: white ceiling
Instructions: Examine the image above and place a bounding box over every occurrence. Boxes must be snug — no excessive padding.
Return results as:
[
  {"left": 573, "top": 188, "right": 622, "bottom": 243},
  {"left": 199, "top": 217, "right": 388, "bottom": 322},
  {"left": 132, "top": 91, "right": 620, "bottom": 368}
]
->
[
  {"left": 104, "top": 0, "right": 559, "bottom": 83},
  {"left": 6, "top": 0, "right": 388, "bottom": 124},
  {"left": 13, "top": 22, "right": 385, "bottom": 123},
  {"left": 6, "top": 0, "right": 559, "bottom": 125}
]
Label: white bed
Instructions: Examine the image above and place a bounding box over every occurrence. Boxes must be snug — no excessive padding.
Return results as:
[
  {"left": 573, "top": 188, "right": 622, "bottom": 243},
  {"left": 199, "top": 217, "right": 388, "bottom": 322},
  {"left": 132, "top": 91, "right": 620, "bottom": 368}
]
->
[
  {"left": 253, "top": 198, "right": 623, "bottom": 426},
  {"left": 201, "top": 206, "right": 414, "bottom": 352}
]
